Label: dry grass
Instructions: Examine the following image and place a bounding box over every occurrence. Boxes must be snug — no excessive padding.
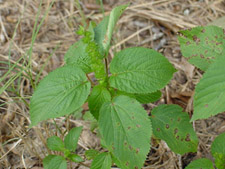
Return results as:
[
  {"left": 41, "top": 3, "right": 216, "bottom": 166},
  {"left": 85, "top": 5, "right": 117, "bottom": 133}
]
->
[{"left": 0, "top": 0, "right": 225, "bottom": 168}]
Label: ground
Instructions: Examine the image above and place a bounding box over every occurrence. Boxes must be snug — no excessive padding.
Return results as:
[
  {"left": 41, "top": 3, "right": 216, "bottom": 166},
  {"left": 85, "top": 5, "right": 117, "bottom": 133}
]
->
[{"left": 0, "top": 0, "right": 225, "bottom": 168}]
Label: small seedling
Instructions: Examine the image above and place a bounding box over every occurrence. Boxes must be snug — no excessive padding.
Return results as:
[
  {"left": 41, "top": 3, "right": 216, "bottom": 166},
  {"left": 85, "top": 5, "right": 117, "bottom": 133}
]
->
[
  {"left": 43, "top": 127, "right": 83, "bottom": 169},
  {"left": 185, "top": 132, "right": 225, "bottom": 169}
]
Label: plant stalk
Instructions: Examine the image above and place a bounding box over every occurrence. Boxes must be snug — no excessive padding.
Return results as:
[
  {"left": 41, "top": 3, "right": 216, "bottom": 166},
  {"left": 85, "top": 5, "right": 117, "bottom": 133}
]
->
[
  {"left": 86, "top": 74, "right": 95, "bottom": 87},
  {"left": 104, "top": 58, "right": 109, "bottom": 88}
]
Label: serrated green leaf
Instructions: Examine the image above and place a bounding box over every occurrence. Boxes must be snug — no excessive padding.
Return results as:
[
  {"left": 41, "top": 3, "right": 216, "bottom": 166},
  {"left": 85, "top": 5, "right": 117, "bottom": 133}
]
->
[
  {"left": 109, "top": 47, "right": 176, "bottom": 94},
  {"left": 64, "top": 127, "right": 83, "bottom": 152},
  {"left": 83, "top": 111, "right": 96, "bottom": 121},
  {"left": 87, "top": 21, "right": 96, "bottom": 40},
  {"left": 150, "top": 104, "right": 198, "bottom": 155},
  {"left": 94, "top": 4, "right": 128, "bottom": 56},
  {"left": 90, "top": 152, "right": 112, "bottom": 169},
  {"left": 184, "top": 158, "right": 214, "bottom": 169},
  {"left": 135, "top": 91, "right": 161, "bottom": 104},
  {"left": 99, "top": 95, "right": 152, "bottom": 169},
  {"left": 191, "top": 55, "right": 225, "bottom": 121},
  {"left": 71, "top": 107, "right": 83, "bottom": 119},
  {"left": 67, "top": 154, "right": 84, "bottom": 163},
  {"left": 88, "top": 85, "right": 111, "bottom": 119},
  {"left": 85, "top": 149, "right": 100, "bottom": 160},
  {"left": 47, "top": 136, "right": 64, "bottom": 151},
  {"left": 64, "top": 40, "right": 92, "bottom": 73},
  {"left": 43, "top": 155, "right": 67, "bottom": 169},
  {"left": 30, "top": 65, "right": 91, "bottom": 126},
  {"left": 211, "top": 132, "right": 225, "bottom": 169},
  {"left": 178, "top": 25, "right": 225, "bottom": 71}
]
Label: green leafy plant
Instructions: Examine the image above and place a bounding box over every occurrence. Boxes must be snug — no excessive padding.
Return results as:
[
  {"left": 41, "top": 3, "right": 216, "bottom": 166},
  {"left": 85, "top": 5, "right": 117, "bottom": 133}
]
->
[
  {"left": 43, "top": 127, "right": 83, "bottom": 169},
  {"left": 185, "top": 132, "right": 225, "bottom": 169},
  {"left": 178, "top": 25, "right": 225, "bottom": 121},
  {"left": 178, "top": 25, "right": 225, "bottom": 168},
  {"left": 30, "top": 4, "right": 176, "bottom": 168},
  {"left": 29, "top": 4, "right": 214, "bottom": 169}
]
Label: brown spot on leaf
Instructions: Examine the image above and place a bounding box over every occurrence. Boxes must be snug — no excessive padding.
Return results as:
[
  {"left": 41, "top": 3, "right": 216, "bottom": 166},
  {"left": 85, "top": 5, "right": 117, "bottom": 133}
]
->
[
  {"left": 135, "top": 166, "right": 138, "bottom": 169},
  {"left": 166, "top": 124, "right": 170, "bottom": 129},
  {"left": 128, "top": 126, "right": 131, "bottom": 130},
  {"left": 124, "top": 141, "right": 128, "bottom": 146},
  {"left": 177, "top": 117, "right": 181, "bottom": 122},
  {"left": 132, "top": 116, "right": 135, "bottom": 119},
  {"left": 200, "top": 54, "right": 204, "bottom": 58},
  {"left": 136, "top": 124, "right": 141, "bottom": 128},
  {"left": 136, "top": 148, "right": 140, "bottom": 154},
  {"left": 103, "top": 34, "right": 108, "bottom": 44},
  {"left": 205, "top": 104, "right": 209, "bottom": 108},
  {"left": 126, "top": 162, "right": 129, "bottom": 166},
  {"left": 176, "top": 136, "right": 179, "bottom": 140},
  {"left": 205, "top": 50, "right": 208, "bottom": 54},
  {"left": 129, "top": 145, "right": 133, "bottom": 151},
  {"left": 193, "top": 35, "right": 198, "bottom": 41},
  {"left": 201, "top": 29, "right": 205, "bottom": 33},
  {"left": 188, "top": 54, "right": 197, "bottom": 59},
  {"left": 193, "top": 35, "right": 200, "bottom": 44},
  {"left": 186, "top": 41, "right": 191, "bottom": 45},
  {"left": 216, "top": 42, "right": 222, "bottom": 45},
  {"left": 174, "top": 128, "right": 178, "bottom": 134},
  {"left": 157, "top": 128, "right": 160, "bottom": 132},
  {"left": 185, "top": 134, "right": 191, "bottom": 142}
]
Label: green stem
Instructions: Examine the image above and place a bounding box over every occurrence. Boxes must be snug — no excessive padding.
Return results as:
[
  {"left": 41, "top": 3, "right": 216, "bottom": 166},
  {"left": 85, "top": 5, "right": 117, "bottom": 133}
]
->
[
  {"left": 53, "top": 119, "right": 63, "bottom": 135},
  {"left": 104, "top": 58, "right": 109, "bottom": 88},
  {"left": 86, "top": 74, "right": 95, "bottom": 87}
]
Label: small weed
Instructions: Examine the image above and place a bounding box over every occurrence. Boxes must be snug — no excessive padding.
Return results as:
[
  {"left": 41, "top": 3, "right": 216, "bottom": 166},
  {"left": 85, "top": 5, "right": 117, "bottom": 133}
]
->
[{"left": 29, "top": 3, "right": 225, "bottom": 169}]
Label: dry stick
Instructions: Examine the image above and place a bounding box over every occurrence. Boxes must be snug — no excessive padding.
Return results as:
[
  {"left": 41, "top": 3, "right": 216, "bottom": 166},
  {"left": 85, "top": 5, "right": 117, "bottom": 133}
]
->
[
  {"left": 34, "top": 127, "right": 51, "bottom": 155},
  {"left": 177, "top": 154, "right": 182, "bottom": 169},
  {"left": 2, "top": 121, "right": 40, "bottom": 160},
  {"left": 86, "top": 74, "right": 95, "bottom": 87},
  {"left": 0, "top": 139, "right": 22, "bottom": 160},
  {"left": 80, "top": 162, "right": 90, "bottom": 168},
  {"left": 112, "top": 25, "right": 152, "bottom": 50},
  {"left": 0, "top": 144, "right": 9, "bottom": 167},
  {"left": 21, "top": 150, "right": 27, "bottom": 169}
]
